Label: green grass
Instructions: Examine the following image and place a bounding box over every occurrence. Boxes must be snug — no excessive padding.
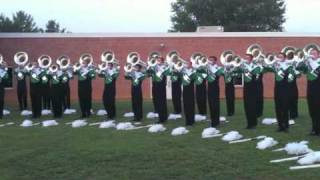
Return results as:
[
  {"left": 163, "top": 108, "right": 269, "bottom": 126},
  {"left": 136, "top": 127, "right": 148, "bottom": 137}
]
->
[{"left": 0, "top": 99, "right": 319, "bottom": 180}]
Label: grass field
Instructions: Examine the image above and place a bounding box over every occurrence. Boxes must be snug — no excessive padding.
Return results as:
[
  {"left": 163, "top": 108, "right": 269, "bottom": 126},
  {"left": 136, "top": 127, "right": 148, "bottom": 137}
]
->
[{"left": 0, "top": 99, "right": 320, "bottom": 180}]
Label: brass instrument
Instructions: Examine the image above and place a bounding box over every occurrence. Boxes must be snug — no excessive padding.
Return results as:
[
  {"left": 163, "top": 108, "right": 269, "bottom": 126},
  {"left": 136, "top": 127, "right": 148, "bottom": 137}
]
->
[
  {"left": 303, "top": 43, "right": 320, "bottom": 56},
  {"left": 73, "top": 62, "right": 82, "bottom": 72},
  {"left": 57, "top": 55, "right": 71, "bottom": 70},
  {"left": 101, "top": 50, "right": 118, "bottom": 64},
  {"left": 98, "top": 62, "right": 108, "bottom": 72},
  {"left": 124, "top": 63, "right": 134, "bottom": 73},
  {"left": 49, "top": 64, "right": 59, "bottom": 74},
  {"left": 294, "top": 49, "right": 305, "bottom": 63},
  {"left": 264, "top": 53, "right": 276, "bottom": 66},
  {"left": 220, "top": 50, "right": 235, "bottom": 66},
  {"left": 127, "top": 52, "right": 147, "bottom": 67},
  {"left": 79, "top": 53, "right": 94, "bottom": 66},
  {"left": 14, "top": 52, "right": 29, "bottom": 66},
  {"left": 147, "top": 51, "right": 161, "bottom": 67},
  {"left": 190, "top": 52, "right": 202, "bottom": 66},
  {"left": 232, "top": 55, "right": 242, "bottom": 67},
  {"left": 25, "top": 62, "right": 36, "bottom": 72},
  {"left": 281, "top": 46, "right": 296, "bottom": 60},
  {"left": 166, "top": 51, "right": 182, "bottom": 66},
  {"left": 246, "top": 44, "right": 263, "bottom": 59},
  {"left": 38, "top": 55, "right": 52, "bottom": 69}
]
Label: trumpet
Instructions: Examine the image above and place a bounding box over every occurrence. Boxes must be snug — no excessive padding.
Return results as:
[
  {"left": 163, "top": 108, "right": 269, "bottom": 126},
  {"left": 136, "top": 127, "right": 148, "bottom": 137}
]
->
[
  {"left": 127, "top": 52, "right": 147, "bottom": 67},
  {"left": 38, "top": 55, "right": 52, "bottom": 69},
  {"left": 14, "top": 52, "right": 29, "bottom": 66},
  {"left": 57, "top": 55, "right": 70, "bottom": 70}
]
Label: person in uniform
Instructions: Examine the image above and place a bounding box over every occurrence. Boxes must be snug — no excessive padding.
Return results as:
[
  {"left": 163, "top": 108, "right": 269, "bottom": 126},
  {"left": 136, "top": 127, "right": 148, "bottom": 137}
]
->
[
  {"left": 0, "top": 58, "right": 8, "bottom": 119},
  {"left": 286, "top": 52, "right": 299, "bottom": 120},
  {"left": 125, "top": 64, "right": 146, "bottom": 122},
  {"left": 98, "top": 62, "right": 120, "bottom": 120},
  {"left": 49, "top": 64, "right": 64, "bottom": 118},
  {"left": 223, "top": 59, "right": 236, "bottom": 117},
  {"left": 206, "top": 56, "right": 223, "bottom": 127},
  {"left": 27, "top": 62, "right": 43, "bottom": 118},
  {"left": 14, "top": 64, "right": 28, "bottom": 111}
]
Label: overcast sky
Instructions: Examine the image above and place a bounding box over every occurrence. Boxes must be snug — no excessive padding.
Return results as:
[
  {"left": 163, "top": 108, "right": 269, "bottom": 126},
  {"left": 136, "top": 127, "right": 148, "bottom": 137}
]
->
[{"left": 1, "top": 0, "right": 319, "bottom": 33}]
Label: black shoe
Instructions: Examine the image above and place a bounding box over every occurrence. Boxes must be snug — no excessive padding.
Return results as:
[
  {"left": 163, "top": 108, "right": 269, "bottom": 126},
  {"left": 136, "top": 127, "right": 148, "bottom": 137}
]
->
[{"left": 309, "top": 131, "right": 317, "bottom": 136}]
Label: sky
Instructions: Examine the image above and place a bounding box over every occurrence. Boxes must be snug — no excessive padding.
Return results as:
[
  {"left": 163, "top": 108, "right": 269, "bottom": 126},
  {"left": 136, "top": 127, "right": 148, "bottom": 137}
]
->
[{"left": 0, "top": 0, "right": 319, "bottom": 33}]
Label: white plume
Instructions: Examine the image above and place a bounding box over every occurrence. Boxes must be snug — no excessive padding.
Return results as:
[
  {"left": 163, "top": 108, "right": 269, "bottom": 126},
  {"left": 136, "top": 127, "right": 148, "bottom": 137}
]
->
[
  {"left": 257, "top": 137, "right": 278, "bottom": 150},
  {"left": 262, "top": 118, "right": 277, "bottom": 125},
  {"left": 42, "top": 120, "right": 59, "bottom": 127},
  {"left": 146, "top": 112, "right": 159, "bottom": 119},
  {"left": 284, "top": 141, "right": 312, "bottom": 155},
  {"left": 21, "top": 110, "right": 32, "bottom": 116},
  {"left": 201, "top": 127, "right": 221, "bottom": 138},
  {"left": 20, "top": 120, "right": 33, "bottom": 127},
  {"left": 289, "top": 119, "right": 296, "bottom": 125},
  {"left": 148, "top": 124, "right": 166, "bottom": 133},
  {"left": 99, "top": 121, "right": 116, "bottom": 129},
  {"left": 71, "top": 120, "right": 88, "bottom": 128},
  {"left": 41, "top": 109, "right": 52, "bottom": 116},
  {"left": 171, "top": 127, "right": 189, "bottom": 136},
  {"left": 168, "top": 114, "right": 182, "bottom": 120},
  {"left": 195, "top": 114, "right": 207, "bottom": 122},
  {"left": 64, "top": 109, "right": 77, "bottom": 115},
  {"left": 222, "top": 131, "right": 243, "bottom": 142},
  {"left": 116, "top": 122, "right": 135, "bottom": 130},
  {"left": 220, "top": 116, "right": 226, "bottom": 122},
  {"left": 3, "top": 109, "right": 10, "bottom": 116},
  {"left": 123, "top": 112, "right": 134, "bottom": 118},
  {"left": 298, "top": 152, "right": 320, "bottom": 165},
  {"left": 96, "top": 109, "right": 108, "bottom": 116}
]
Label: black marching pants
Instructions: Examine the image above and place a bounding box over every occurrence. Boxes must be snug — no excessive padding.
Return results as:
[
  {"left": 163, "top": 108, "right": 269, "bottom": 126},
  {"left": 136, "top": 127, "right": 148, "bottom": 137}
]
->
[
  {"left": 42, "top": 82, "right": 51, "bottom": 109},
  {"left": 172, "top": 78, "right": 182, "bottom": 114},
  {"left": 131, "top": 82, "right": 143, "bottom": 121},
  {"left": 17, "top": 79, "right": 28, "bottom": 111},
  {"left": 196, "top": 80, "right": 207, "bottom": 115},
  {"left": 307, "top": 77, "right": 320, "bottom": 134},
  {"left": 152, "top": 81, "right": 157, "bottom": 113},
  {"left": 256, "top": 75, "right": 264, "bottom": 118},
  {"left": 288, "top": 79, "right": 299, "bottom": 119},
  {"left": 51, "top": 83, "right": 63, "bottom": 118},
  {"left": 154, "top": 78, "right": 168, "bottom": 123},
  {"left": 244, "top": 79, "right": 258, "bottom": 128},
  {"left": 62, "top": 82, "right": 71, "bottom": 110},
  {"left": 78, "top": 79, "right": 92, "bottom": 118},
  {"left": 0, "top": 82, "right": 5, "bottom": 119},
  {"left": 274, "top": 77, "right": 290, "bottom": 131},
  {"left": 30, "top": 83, "right": 42, "bottom": 118},
  {"left": 225, "top": 82, "right": 235, "bottom": 116},
  {"left": 183, "top": 81, "right": 195, "bottom": 126},
  {"left": 103, "top": 80, "right": 116, "bottom": 119},
  {"left": 208, "top": 78, "right": 220, "bottom": 127}
]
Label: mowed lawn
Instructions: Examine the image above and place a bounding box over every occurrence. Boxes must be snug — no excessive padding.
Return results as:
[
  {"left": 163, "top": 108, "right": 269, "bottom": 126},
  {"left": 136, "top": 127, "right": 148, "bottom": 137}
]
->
[{"left": 0, "top": 99, "right": 319, "bottom": 180}]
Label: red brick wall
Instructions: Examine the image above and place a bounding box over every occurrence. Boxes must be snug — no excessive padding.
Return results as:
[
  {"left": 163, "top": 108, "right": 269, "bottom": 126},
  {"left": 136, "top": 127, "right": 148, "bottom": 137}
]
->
[{"left": 0, "top": 36, "right": 318, "bottom": 103}]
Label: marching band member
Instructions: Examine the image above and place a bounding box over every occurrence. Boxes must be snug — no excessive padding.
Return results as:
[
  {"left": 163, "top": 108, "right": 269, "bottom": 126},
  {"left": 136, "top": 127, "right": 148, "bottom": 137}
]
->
[
  {"left": 254, "top": 58, "right": 264, "bottom": 118},
  {"left": 206, "top": 56, "right": 223, "bottom": 127},
  {"left": 179, "top": 58, "right": 196, "bottom": 126},
  {"left": 57, "top": 55, "right": 73, "bottom": 111},
  {"left": 14, "top": 52, "right": 29, "bottom": 112},
  {"left": 147, "top": 54, "right": 170, "bottom": 123},
  {"left": 240, "top": 54, "right": 263, "bottom": 129},
  {"left": 192, "top": 54, "right": 208, "bottom": 118},
  {"left": 0, "top": 55, "right": 8, "bottom": 119},
  {"left": 124, "top": 52, "right": 146, "bottom": 122},
  {"left": 286, "top": 51, "right": 299, "bottom": 120},
  {"left": 166, "top": 51, "right": 182, "bottom": 119},
  {"left": 98, "top": 51, "right": 120, "bottom": 120},
  {"left": 38, "top": 56, "right": 51, "bottom": 113},
  {"left": 48, "top": 64, "right": 64, "bottom": 118},
  {"left": 74, "top": 54, "right": 96, "bottom": 118},
  {"left": 221, "top": 51, "right": 236, "bottom": 117}
]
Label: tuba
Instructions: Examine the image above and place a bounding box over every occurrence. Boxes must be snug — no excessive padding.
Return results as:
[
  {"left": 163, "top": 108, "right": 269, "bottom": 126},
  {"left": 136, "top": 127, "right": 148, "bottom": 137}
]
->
[
  {"left": 79, "top": 53, "right": 94, "bottom": 66},
  {"left": 281, "top": 46, "right": 296, "bottom": 60},
  {"left": 198, "top": 55, "right": 211, "bottom": 67},
  {"left": 246, "top": 44, "right": 263, "bottom": 59},
  {"left": 166, "top": 51, "right": 182, "bottom": 66},
  {"left": 57, "top": 55, "right": 70, "bottom": 70},
  {"left": 101, "top": 50, "right": 118, "bottom": 64},
  {"left": 147, "top": 51, "right": 161, "bottom": 67},
  {"left": 38, "top": 55, "right": 52, "bottom": 69},
  {"left": 127, "top": 52, "right": 146, "bottom": 67},
  {"left": 190, "top": 52, "right": 202, "bottom": 67},
  {"left": 303, "top": 43, "right": 320, "bottom": 56},
  {"left": 174, "top": 59, "right": 187, "bottom": 72},
  {"left": 220, "top": 50, "right": 235, "bottom": 66},
  {"left": 14, "top": 52, "right": 29, "bottom": 66},
  {"left": 294, "top": 49, "right": 305, "bottom": 63},
  {"left": 232, "top": 55, "right": 242, "bottom": 67}
]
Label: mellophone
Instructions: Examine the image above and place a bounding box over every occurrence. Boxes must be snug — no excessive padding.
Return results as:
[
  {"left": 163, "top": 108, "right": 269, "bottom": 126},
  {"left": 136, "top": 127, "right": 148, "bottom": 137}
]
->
[{"left": 0, "top": 43, "right": 319, "bottom": 125}]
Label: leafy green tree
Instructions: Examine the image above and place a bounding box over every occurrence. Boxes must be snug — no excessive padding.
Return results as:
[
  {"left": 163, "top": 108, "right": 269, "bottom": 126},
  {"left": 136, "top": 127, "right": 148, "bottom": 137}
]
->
[
  {"left": 11, "top": 11, "right": 40, "bottom": 32},
  {"left": 45, "top": 20, "right": 66, "bottom": 33},
  {"left": 170, "top": 0, "right": 286, "bottom": 32}
]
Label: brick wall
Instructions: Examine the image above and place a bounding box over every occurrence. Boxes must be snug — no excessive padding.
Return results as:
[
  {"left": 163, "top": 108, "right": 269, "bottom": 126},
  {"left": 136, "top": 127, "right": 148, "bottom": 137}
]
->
[{"left": 0, "top": 34, "right": 319, "bottom": 103}]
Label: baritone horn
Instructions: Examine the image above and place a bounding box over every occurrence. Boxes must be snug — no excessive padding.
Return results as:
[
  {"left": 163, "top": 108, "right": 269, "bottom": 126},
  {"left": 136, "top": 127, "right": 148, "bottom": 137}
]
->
[
  {"left": 101, "top": 51, "right": 118, "bottom": 64},
  {"left": 148, "top": 51, "right": 161, "bottom": 67},
  {"left": 56, "top": 55, "right": 70, "bottom": 70},
  {"left": 166, "top": 51, "right": 181, "bottom": 66},
  {"left": 127, "top": 52, "right": 146, "bottom": 67},
  {"left": 14, "top": 52, "right": 29, "bottom": 66},
  {"left": 38, "top": 55, "right": 52, "bottom": 69},
  {"left": 79, "top": 53, "right": 94, "bottom": 66},
  {"left": 49, "top": 64, "right": 59, "bottom": 74},
  {"left": 281, "top": 46, "right": 296, "bottom": 60},
  {"left": 294, "top": 49, "right": 305, "bottom": 63},
  {"left": 124, "top": 63, "right": 134, "bottom": 73},
  {"left": 220, "top": 50, "right": 235, "bottom": 66},
  {"left": 303, "top": 43, "right": 320, "bottom": 56},
  {"left": 264, "top": 53, "right": 276, "bottom": 65},
  {"left": 246, "top": 44, "right": 263, "bottom": 58}
]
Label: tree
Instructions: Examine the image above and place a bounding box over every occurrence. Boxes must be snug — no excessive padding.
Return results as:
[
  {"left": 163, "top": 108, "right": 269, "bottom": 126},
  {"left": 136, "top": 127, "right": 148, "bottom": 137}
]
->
[
  {"left": 45, "top": 20, "right": 66, "bottom": 33},
  {"left": 11, "top": 11, "right": 40, "bottom": 32},
  {"left": 0, "top": 14, "right": 13, "bottom": 32},
  {"left": 170, "top": 0, "right": 286, "bottom": 32}
]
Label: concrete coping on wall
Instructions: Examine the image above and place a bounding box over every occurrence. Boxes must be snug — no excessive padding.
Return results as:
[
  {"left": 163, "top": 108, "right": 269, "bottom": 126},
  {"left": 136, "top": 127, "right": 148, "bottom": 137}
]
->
[{"left": 1, "top": 32, "right": 320, "bottom": 38}]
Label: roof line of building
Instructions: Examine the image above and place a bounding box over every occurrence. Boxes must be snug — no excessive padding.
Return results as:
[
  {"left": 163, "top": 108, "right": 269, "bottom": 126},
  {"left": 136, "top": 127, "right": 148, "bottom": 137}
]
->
[{"left": 0, "top": 32, "right": 320, "bottom": 38}]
